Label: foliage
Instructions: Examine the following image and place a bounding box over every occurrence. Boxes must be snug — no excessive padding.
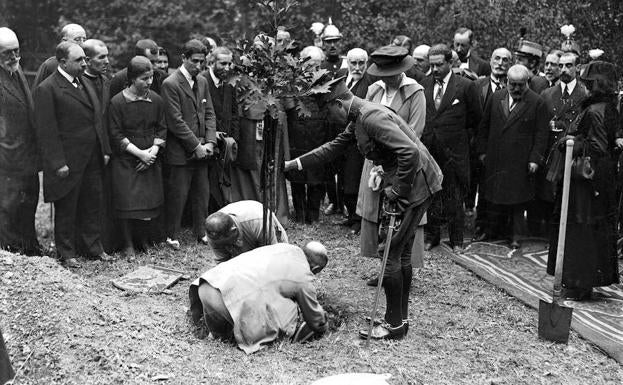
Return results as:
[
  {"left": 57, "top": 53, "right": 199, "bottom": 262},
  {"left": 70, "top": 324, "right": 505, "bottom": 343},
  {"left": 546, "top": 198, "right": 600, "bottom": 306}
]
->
[{"left": 1, "top": 0, "right": 621, "bottom": 75}]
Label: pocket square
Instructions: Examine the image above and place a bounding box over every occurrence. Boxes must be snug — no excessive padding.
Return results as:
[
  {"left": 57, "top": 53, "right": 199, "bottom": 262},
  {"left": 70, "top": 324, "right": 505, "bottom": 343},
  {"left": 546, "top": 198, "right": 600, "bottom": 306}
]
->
[{"left": 452, "top": 99, "right": 460, "bottom": 105}]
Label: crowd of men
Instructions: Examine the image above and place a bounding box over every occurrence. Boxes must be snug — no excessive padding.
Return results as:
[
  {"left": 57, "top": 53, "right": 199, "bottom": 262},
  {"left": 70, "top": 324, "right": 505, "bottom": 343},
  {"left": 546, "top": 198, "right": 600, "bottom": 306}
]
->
[{"left": 0, "top": 18, "right": 621, "bottom": 352}]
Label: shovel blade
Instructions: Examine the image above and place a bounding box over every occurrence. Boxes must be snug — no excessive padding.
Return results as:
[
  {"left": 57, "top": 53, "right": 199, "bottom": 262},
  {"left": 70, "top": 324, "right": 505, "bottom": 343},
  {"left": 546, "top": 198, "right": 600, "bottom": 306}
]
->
[{"left": 538, "top": 299, "right": 573, "bottom": 343}]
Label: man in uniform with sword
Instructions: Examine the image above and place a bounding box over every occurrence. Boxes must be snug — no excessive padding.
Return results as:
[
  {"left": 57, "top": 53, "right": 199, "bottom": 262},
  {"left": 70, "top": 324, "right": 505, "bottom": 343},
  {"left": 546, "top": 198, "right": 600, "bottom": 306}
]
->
[{"left": 285, "top": 77, "right": 443, "bottom": 340}]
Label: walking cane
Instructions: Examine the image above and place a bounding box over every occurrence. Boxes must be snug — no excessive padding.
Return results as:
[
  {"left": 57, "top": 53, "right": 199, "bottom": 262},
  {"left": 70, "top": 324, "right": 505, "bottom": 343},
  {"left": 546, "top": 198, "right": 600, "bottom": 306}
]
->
[
  {"left": 538, "top": 139, "right": 574, "bottom": 343},
  {"left": 364, "top": 202, "right": 398, "bottom": 346},
  {"left": 49, "top": 203, "right": 55, "bottom": 250}
]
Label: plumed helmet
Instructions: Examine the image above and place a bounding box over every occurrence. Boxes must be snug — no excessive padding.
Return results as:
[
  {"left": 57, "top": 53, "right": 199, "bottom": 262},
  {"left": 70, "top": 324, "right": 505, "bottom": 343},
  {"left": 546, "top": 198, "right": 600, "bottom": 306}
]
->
[{"left": 321, "top": 18, "right": 342, "bottom": 41}]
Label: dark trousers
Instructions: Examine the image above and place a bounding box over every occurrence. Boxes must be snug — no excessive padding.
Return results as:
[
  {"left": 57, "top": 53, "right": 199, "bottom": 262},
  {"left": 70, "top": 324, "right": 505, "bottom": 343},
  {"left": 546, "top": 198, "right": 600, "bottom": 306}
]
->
[
  {"left": 0, "top": 327, "right": 14, "bottom": 385},
  {"left": 425, "top": 173, "right": 466, "bottom": 247},
  {"left": 166, "top": 164, "right": 209, "bottom": 239},
  {"left": 54, "top": 167, "right": 104, "bottom": 260},
  {"left": 0, "top": 172, "right": 40, "bottom": 254},
  {"left": 526, "top": 198, "right": 554, "bottom": 237},
  {"left": 198, "top": 282, "right": 234, "bottom": 340},
  {"left": 291, "top": 182, "right": 324, "bottom": 223},
  {"left": 487, "top": 203, "right": 527, "bottom": 241},
  {"left": 381, "top": 197, "right": 431, "bottom": 326},
  {"left": 325, "top": 157, "right": 344, "bottom": 209}
]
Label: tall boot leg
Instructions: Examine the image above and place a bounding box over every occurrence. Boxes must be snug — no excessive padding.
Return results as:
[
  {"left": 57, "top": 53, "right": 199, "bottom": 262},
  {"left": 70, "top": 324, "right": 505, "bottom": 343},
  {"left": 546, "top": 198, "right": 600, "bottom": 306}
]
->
[{"left": 382, "top": 271, "right": 403, "bottom": 327}]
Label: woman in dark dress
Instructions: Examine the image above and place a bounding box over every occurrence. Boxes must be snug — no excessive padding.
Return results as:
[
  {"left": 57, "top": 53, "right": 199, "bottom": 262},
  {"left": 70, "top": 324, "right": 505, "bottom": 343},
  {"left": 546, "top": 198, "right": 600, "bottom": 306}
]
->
[
  {"left": 547, "top": 61, "right": 620, "bottom": 300},
  {"left": 108, "top": 56, "right": 166, "bottom": 256}
]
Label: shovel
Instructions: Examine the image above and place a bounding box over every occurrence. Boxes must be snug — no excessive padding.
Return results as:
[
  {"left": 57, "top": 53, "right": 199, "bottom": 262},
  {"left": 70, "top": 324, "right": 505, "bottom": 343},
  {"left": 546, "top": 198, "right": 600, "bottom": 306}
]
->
[{"left": 538, "top": 139, "right": 574, "bottom": 343}]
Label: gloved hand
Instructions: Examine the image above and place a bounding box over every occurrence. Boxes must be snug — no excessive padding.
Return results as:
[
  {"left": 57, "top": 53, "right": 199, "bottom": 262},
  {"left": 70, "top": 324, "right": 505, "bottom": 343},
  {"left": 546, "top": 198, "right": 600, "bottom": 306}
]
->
[{"left": 384, "top": 186, "right": 409, "bottom": 213}]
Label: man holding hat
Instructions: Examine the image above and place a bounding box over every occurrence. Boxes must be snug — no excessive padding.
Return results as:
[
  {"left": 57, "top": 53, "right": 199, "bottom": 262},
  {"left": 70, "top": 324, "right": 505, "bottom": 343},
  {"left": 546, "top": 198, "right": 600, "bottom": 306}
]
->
[
  {"left": 421, "top": 44, "right": 482, "bottom": 252},
  {"left": 204, "top": 200, "right": 288, "bottom": 263},
  {"left": 285, "top": 76, "right": 443, "bottom": 340},
  {"left": 515, "top": 40, "right": 549, "bottom": 94}
]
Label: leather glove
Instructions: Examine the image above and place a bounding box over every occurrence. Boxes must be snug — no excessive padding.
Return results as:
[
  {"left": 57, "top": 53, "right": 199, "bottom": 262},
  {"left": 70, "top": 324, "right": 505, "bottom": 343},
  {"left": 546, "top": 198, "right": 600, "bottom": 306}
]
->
[{"left": 384, "top": 186, "right": 409, "bottom": 213}]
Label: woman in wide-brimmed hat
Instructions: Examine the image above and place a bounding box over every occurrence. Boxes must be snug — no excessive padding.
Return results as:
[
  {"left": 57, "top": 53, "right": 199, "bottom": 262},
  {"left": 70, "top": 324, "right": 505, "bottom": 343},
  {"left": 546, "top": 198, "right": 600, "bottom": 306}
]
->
[{"left": 357, "top": 46, "right": 429, "bottom": 294}]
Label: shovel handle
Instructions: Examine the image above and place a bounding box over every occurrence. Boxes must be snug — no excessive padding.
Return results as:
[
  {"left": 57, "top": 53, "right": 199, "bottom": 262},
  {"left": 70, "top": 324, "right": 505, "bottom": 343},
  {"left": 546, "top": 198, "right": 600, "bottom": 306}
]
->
[{"left": 553, "top": 139, "right": 574, "bottom": 298}]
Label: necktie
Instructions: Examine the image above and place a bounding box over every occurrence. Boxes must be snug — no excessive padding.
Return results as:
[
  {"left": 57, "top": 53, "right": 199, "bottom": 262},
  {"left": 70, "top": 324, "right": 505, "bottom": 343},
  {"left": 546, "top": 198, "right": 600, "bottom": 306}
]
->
[
  {"left": 434, "top": 80, "right": 444, "bottom": 109},
  {"left": 562, "top": 84, "right": 570, "bottom": 99},
  {"left": 492, "top": 81, "right": 499, "bottom": 92},
  {"left": 510, "top": 99, "right": 517, "bottom": 112},
  {"left": 192, "top": 76, "right": 198, "bottom": 95},
  {"left": 72, "top": 78, "right": 83, "bottom": 90}
]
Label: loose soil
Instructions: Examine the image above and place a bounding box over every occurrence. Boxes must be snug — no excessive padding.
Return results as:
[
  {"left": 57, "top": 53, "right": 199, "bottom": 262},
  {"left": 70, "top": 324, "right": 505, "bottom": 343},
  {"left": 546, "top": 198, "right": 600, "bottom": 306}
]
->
[{"left": 1, "top": 205, "right": 621, "bottom": 385}]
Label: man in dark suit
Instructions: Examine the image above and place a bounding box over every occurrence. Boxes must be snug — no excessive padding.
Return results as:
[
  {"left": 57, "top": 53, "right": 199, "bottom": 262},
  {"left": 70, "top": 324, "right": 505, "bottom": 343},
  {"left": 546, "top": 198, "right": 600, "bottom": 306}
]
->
[
  {"left": 34, "top": 42, "right": 112, "bottom": 267},
  {"left": 285, "top": 78, "right": 443, "bottom": 340},
  {"left": 336, "top": 47, "right": 372, "bottom": 233},
  {"left": 200, "top": 46, "right": 243, "bottom": 206},
  {"left": 453, "top": 27, "right": 490, "bottom": 77},
  {"left": 32, "top": 23, "right": 86, "bottom": 90},
  {"left": 0, "top": 27, "right": 41, "bottom": 255},
  {"left": 470, "top": 47, "right": 512, "bottom": 241},
  {"left": 421, "top": 44, "right": 481, "bottom": 252},
  {"left": 109, "top": 39, "right": 165, "bottom": 97},
  {"left": 161, "top": 39, "right": 216, "bottom": 249},
  {"left": 528, "top": 52, "right": 586, "bottom": 236},
  {"left": 477, "top": 64, "right": 549, "bottom": 249}
]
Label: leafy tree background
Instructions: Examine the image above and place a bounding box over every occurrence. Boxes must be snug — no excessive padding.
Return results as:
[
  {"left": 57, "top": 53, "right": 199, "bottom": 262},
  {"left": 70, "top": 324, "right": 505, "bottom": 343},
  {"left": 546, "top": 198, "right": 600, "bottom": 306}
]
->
[{"left": 0, "top": 0, "right": 620, "bottom": 75}]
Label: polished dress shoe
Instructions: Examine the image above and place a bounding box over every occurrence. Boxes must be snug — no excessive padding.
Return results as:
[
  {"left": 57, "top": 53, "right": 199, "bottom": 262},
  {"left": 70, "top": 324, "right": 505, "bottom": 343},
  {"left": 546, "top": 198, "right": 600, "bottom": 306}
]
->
[
  {"left": 323, "top": 203, "right": 337, "bottom": 215},
  {"left": 424, "top": 240, "right": 439, "bottom": 251},
  {"left": 471, "top": 231, "right": 489, "bottom": 242},
  {"left": 364, "top": 317, "right": 409, "bottom": 335},
  {"left": 63, "top": 258, "right": 81, "bottom": 268},
  {"left": 510, "top": 240, "right": 520, "bottom": 249},
  {"left": 358, "top": 322, "right": 407, "bottom": 340},
  {"left": 349, "top": 221, "right": 361, "bottom": 235},
  {"left": 98, "top": 252, "right": 115, "bottom": 262},
  {"left": 198, "top": 235, "right": 209, "bottom": 245},
  {"left": 451, "top": 245, "right": 465, "bottom": 254},
  {"left": 366, "top": 276, "right": 382, "bottom": 287},
  {"left": 166, "top": 237, "right": 181, "bottom": 250}
]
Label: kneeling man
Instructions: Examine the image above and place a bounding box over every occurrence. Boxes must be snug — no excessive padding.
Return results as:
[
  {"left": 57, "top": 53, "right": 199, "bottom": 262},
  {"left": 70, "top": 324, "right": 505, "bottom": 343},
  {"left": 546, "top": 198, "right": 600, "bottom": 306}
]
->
[
  {"left": 205, "top": 200, "right": 288, "bottom": 262},
  {"left": 189, "top": 242, "right": 329, "bottom": 354}
]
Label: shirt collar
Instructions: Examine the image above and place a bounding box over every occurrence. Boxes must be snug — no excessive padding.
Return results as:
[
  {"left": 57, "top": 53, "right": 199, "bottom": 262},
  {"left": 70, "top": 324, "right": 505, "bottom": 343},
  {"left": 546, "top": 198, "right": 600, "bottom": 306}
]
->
[
  {"left": 122, "top": 88, "right": 152, "bottom": 103},
  {"left": 209, "top": 67, "right": 221, "bottom": 87},
  {"left": 378, "top": 73, "right": 413, "bottom": 91},
  {"left": 179, "top": 65, "right": 193, "bottom": 85},
  {"left": 57, "top": 66, "right": 75, "bottom": 84},
  {"left": 561, "top": 78, "right": 577, "bottom": 94}
]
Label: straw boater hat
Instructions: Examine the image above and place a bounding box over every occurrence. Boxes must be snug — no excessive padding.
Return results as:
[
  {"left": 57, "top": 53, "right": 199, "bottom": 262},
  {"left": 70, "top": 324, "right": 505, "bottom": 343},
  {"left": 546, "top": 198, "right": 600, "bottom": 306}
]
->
[{"left": 366, "top": 46, "right": 415, "bottom": 77}]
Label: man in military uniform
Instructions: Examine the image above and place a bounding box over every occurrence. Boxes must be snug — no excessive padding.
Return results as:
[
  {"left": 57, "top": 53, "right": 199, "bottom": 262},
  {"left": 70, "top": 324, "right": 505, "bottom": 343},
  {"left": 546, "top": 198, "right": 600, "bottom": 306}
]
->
[
  {"left": 515, "top": 40, "right": 549, "bottom": 94},
  {"left": 285, "top": 78, "right": 443, "bottom": 340},
  {"left": 528, "top": 52, "right": 586, "bottom": 236}
]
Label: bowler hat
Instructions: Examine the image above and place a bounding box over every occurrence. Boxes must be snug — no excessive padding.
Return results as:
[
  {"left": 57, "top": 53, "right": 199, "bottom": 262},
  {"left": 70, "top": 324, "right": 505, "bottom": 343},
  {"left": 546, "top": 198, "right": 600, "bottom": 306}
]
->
[
  {"left": 515, "top": 40, "right": 543, "bottom": 58},
  {"left": 367, "top": 46, "right": 415, "bottom": 77},
  {"left": 580, "top": 60, "right": 617, "bottom": 85}
]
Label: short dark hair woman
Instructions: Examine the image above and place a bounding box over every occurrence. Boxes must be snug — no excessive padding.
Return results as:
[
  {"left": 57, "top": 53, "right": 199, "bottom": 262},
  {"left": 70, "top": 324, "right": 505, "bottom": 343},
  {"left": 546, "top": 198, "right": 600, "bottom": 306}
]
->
[
  {"left": 108, "top": 56, "right": 167, "bottom": 257},
  {"left": 547, "top": 61, "right": 621, "bottom": 300}
]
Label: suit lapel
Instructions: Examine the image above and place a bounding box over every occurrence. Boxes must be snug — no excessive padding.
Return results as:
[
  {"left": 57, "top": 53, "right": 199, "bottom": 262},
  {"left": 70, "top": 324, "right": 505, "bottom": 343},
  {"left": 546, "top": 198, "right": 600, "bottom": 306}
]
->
[
  {"left": 436, "top": 73, "right": 456, "bottom": 114},
  {"left": 177, "top": 71, "right": 197, "bottom": 107},
  {"left": 499, "top": 92, "right": 510, "bottom": 119},
  {"left": 82, "top": 75, "right": 101, "bottom": 116},
  {"left": 505, "top": 95, "right": 529, "bottom": 128},
  {"left": 56, "top": 72, "right": 93, "bottom": 109}
]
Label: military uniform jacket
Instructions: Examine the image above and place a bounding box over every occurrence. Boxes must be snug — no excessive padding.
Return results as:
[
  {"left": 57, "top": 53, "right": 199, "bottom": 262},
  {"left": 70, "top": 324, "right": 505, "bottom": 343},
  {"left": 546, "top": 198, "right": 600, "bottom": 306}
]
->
[
  {"left": 300, "top": 98, "right": 443, "bottom": 206},
  {"left": 477, "top": 88, "right": 549, "bottom": 205},
  {"left": 34, "top": 71, "right": 111, "bottom": 202}
]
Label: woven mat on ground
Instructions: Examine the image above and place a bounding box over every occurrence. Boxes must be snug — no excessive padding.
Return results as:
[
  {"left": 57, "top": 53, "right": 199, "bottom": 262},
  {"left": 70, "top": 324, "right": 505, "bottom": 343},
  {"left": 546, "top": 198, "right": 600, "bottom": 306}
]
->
[{"left": 441, "top": 238, "right": 623, "bottom": 363}]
